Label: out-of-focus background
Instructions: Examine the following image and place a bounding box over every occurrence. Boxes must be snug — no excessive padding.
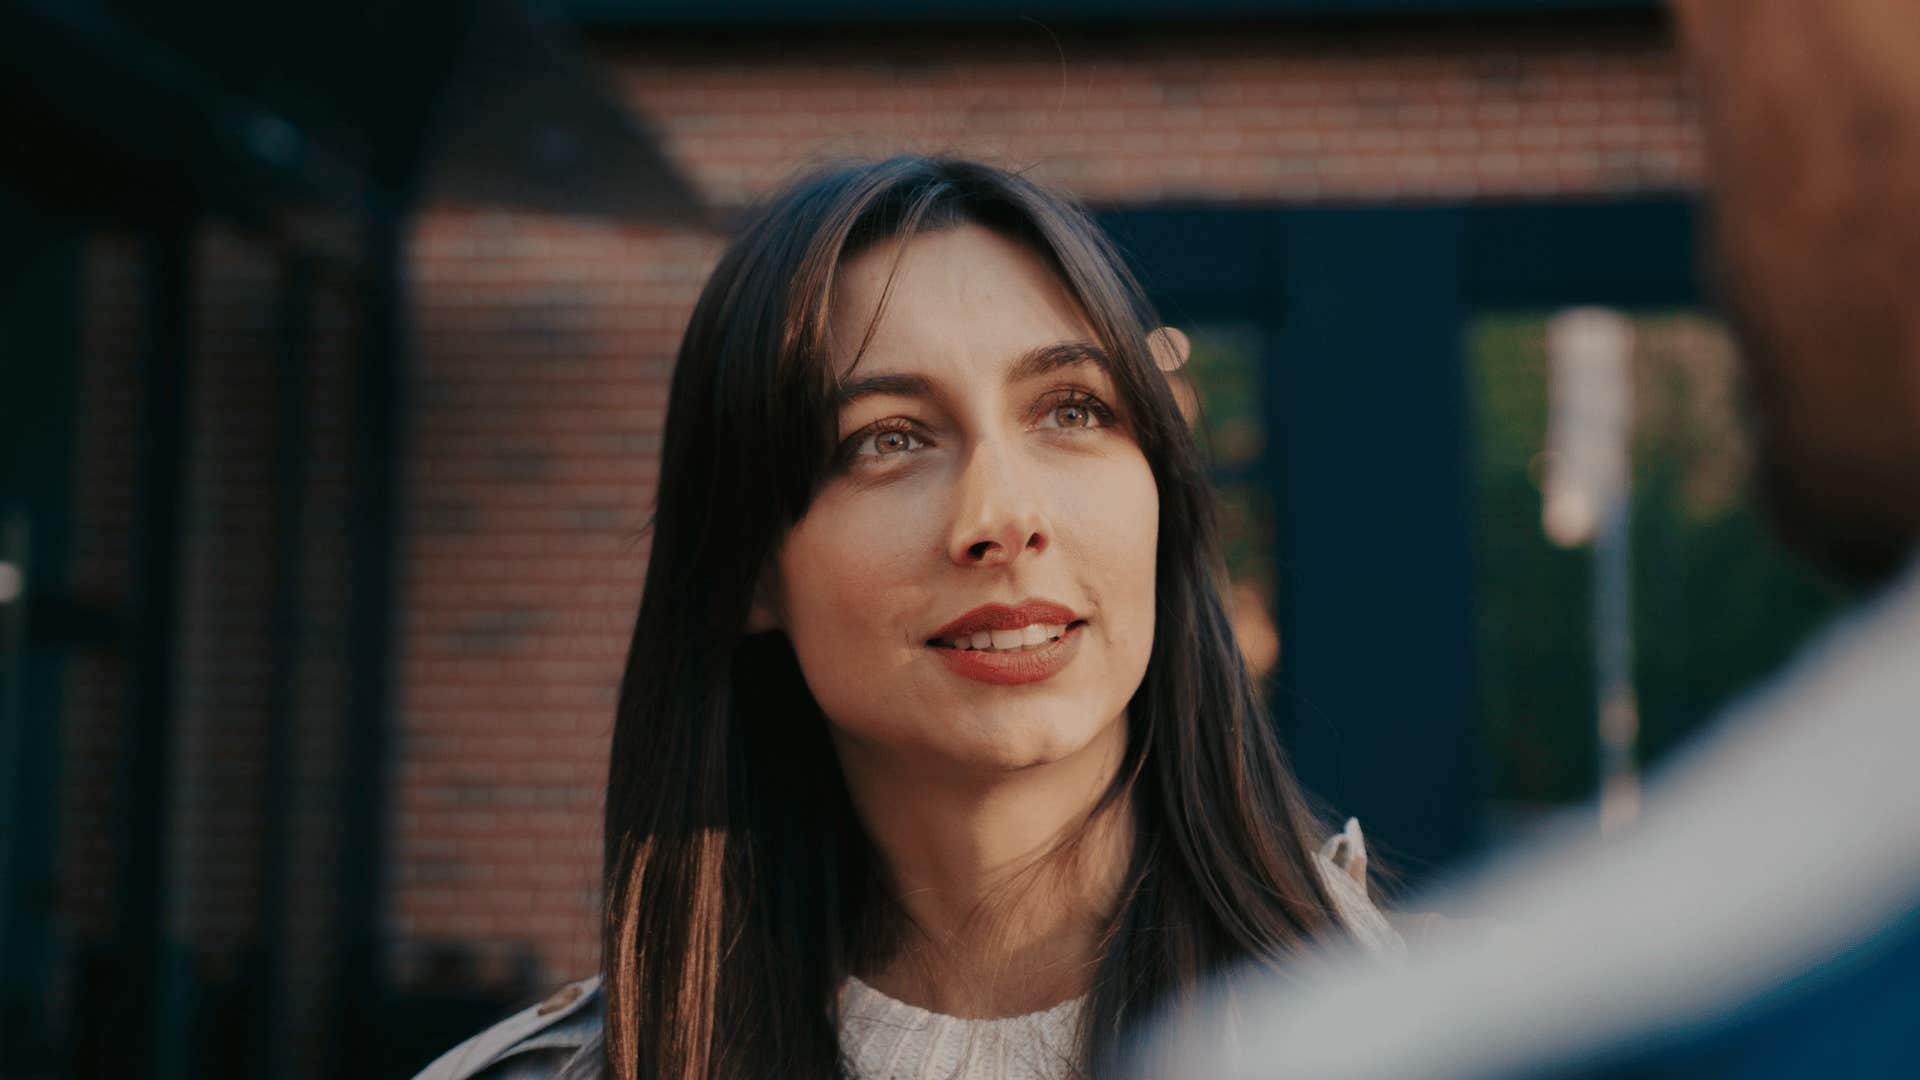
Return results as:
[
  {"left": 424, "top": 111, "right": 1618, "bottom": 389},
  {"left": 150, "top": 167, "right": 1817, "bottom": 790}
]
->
[{"left": 0, "top": 1, "right": 1850, "bottom": 1076}]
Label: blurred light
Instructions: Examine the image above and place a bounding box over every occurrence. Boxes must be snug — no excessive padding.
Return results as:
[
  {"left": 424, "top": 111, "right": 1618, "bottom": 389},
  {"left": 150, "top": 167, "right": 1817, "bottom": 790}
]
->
[
  {"left": 245, "top": 110, "right": 303, "bottom": 170},
  {"left": 1543, "top": 489, "right": 1596, "bottom": 549},
  {"left": 1148, "top": 325, "right": 1191, "bottom": 372},
  {"left": 1229, "top": 580, "right": 1280, "bottom": 678},
  {"left": 1543, "top": 308, "right": 1634, "bottom": 548}
]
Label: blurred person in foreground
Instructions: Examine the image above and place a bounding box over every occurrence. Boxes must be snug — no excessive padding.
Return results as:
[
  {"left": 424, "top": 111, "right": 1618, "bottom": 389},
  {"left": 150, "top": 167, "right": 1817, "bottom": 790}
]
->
[{"left": 1141, "top": 1, "right": 1920, "bottom": 1075}]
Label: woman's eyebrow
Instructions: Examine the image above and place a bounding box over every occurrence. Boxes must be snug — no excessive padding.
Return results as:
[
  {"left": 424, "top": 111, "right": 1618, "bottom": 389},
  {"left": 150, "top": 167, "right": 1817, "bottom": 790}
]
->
[
  {"left": 1008, "top": 340, "right": 1113, "bottom": 385},
  {"left": 834, "top": 371, "right": 933, "bottom": 409},
  {"left": 833, "top": 340, "right": 1113, "bottom": 408}
]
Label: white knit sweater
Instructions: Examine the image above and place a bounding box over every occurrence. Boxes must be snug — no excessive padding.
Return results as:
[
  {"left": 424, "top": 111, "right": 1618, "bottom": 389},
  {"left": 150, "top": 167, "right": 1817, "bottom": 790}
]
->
[{"left": 837, "top": 975, "right": 1084, "bottom": 1080}]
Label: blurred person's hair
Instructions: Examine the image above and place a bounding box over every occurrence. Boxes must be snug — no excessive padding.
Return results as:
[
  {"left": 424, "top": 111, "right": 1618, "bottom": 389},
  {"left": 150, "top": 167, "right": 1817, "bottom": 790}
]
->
[
  {"left": 1677, "top": 0, "right": 1920, "bottom": 583},
  {"left": 594, "top": 156, "right": 1346, "bottom": 1080}
]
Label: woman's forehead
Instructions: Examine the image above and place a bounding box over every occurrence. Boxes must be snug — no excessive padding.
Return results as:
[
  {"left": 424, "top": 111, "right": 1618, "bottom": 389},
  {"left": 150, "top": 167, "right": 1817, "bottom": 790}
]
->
[{"left": 827, "top": 223, "right": 1098, "bottom": 378}]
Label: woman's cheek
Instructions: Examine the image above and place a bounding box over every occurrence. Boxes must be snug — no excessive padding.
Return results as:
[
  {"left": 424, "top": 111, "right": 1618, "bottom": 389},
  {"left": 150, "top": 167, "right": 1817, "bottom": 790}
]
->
[
  {"left": 784, "top": 486, "right": 935, "bottom": 648},
  {"left": 1085, "top": 457, "right": 1160, "bottom": 660},
  {"left": 1061, "top": 454, "right": 1157, "bottom": 553}
]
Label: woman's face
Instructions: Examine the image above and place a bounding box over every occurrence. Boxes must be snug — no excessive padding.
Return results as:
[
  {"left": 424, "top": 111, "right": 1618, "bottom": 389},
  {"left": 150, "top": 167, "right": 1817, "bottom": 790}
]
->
[{"left": 764, "top": 223, "right": 1159, "bottom": 777}]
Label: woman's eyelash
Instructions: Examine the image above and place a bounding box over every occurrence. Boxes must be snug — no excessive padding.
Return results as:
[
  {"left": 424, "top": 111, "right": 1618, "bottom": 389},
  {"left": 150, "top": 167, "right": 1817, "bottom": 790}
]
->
[{"left": 1042, "top": 389, "right": 1120, "bottom": 428}]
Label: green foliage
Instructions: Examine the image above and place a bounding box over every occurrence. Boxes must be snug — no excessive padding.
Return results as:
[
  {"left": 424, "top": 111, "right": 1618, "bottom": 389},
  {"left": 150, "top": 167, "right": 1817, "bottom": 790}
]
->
[
  {"left": 1470, "top": 316, "right": 1597, "bottom": 803},
  {"left": 1185, "top": 324, "right": 1266, "bottom": 471}
]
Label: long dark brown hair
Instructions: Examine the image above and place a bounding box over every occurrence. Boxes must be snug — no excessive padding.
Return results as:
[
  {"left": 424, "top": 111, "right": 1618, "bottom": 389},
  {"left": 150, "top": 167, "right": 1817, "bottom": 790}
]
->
[{"left": 597, "top": 156, "right": 1346, "bottom": 1079}]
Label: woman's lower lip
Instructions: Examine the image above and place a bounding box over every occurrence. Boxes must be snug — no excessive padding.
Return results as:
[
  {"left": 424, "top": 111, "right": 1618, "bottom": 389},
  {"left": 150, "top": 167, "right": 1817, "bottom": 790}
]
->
[{"left": 930, "top": 624, "right": 1084, "bottom": 685}]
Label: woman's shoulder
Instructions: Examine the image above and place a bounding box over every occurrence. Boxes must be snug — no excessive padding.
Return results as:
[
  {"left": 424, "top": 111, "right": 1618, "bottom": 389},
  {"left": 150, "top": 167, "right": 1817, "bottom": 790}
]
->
[{"left": 412, "top": 975, "right": 604, "bottom": 1080}]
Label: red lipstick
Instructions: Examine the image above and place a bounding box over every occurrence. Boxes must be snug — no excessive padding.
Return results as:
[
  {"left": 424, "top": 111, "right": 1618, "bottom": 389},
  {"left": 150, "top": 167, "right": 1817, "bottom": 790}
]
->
[
  {"left": 930, "top": 600, "right": 1082, "bottom": 641},
  {"left": 927, "top": 600, "right": 1087, "bottom": 686}
]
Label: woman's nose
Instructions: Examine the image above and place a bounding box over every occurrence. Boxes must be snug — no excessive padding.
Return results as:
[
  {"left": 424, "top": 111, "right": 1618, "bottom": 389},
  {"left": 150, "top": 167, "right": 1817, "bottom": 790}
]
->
[{"left": 946, "top": 441, "right": 1051, "bottom": 567}]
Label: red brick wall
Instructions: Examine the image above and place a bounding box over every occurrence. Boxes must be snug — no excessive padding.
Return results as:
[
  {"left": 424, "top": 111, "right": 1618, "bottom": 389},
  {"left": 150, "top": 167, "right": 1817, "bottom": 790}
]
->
[
  {"left": 607, "top": 25, "right": 1699, "bottom": 208},
  {"left": 392, "top": 20, "right": 1705, "bottom": 987},
  {"left": 394, "top": 218, "right": 717, "bottom": 984}
]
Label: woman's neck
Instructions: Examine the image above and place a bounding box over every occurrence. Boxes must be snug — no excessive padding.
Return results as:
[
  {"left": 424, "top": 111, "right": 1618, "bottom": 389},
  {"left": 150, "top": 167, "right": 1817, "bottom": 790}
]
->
[{"left": 832, "top": 718, "right": 1134, "bottom": 1018}]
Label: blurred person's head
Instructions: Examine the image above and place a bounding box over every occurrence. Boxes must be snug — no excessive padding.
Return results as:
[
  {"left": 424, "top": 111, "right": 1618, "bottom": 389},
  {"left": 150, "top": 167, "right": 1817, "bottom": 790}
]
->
[
  {"left": 599, "top": 156, "right": 1344, "bottom": 1080},
  {"left": 1676, "top": 0, "right": 1920, "bottom": 584}
]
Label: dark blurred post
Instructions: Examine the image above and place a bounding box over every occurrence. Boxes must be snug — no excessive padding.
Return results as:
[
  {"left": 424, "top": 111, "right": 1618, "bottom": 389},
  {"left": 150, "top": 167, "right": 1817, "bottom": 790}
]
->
[
  {"left": 118, "top": 219, "right": 195, "bottom": 1080},
  {"left": 0, "top": 506, "right": 34, "bottom": 1058},
  {"left": 253, "top": 254, "right": 315, "bottom": 1080},
  {"left": 333, "top": 199, "right": 409, "bottom": 1080}
]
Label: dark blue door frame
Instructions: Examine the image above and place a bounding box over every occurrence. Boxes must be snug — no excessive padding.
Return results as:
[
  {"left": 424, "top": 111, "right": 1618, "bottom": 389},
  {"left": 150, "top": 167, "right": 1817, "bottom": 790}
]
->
[{"left": 1101, "top": 196, "right": 1701, "bottom": 884}]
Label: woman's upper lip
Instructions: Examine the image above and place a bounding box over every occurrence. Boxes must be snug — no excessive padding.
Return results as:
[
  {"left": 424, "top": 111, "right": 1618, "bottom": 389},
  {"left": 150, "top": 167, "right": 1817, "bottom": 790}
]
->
[{"left": 931, "top": 599, "right": 1083, "bottom": 641}]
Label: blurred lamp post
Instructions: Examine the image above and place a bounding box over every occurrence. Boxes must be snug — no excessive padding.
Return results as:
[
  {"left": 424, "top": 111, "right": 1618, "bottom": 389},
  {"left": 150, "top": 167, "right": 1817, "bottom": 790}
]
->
[{"left": 1543, "top": 308, "right": 1640, "bottom": 832}]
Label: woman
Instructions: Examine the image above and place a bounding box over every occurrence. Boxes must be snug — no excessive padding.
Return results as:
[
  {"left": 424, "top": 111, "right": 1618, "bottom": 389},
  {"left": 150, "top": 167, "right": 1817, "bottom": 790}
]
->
[{"left": 418, "top": 156, "right": 1402, "bottom": 1080}]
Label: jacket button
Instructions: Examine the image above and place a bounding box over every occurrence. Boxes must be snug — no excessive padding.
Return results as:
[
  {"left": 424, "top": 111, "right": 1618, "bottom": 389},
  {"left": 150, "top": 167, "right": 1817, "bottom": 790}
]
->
[{"left": 537, "top": 984, "right": 583, "bottom": 1016}]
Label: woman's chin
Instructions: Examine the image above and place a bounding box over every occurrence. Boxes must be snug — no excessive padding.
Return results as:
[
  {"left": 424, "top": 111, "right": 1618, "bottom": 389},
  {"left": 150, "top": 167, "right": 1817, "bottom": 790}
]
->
[
  {"left": 825, "top": 689, "right": 1132, "bottom": 782},
  {"left": 930, "top": 711, "right": 1123, "bottom": 778}
]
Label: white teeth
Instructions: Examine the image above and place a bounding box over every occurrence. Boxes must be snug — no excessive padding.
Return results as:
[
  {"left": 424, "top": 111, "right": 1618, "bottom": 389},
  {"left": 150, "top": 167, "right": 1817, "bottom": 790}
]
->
[{"left": 943, "top": 622, "right": 1076, "bottom": 652}]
